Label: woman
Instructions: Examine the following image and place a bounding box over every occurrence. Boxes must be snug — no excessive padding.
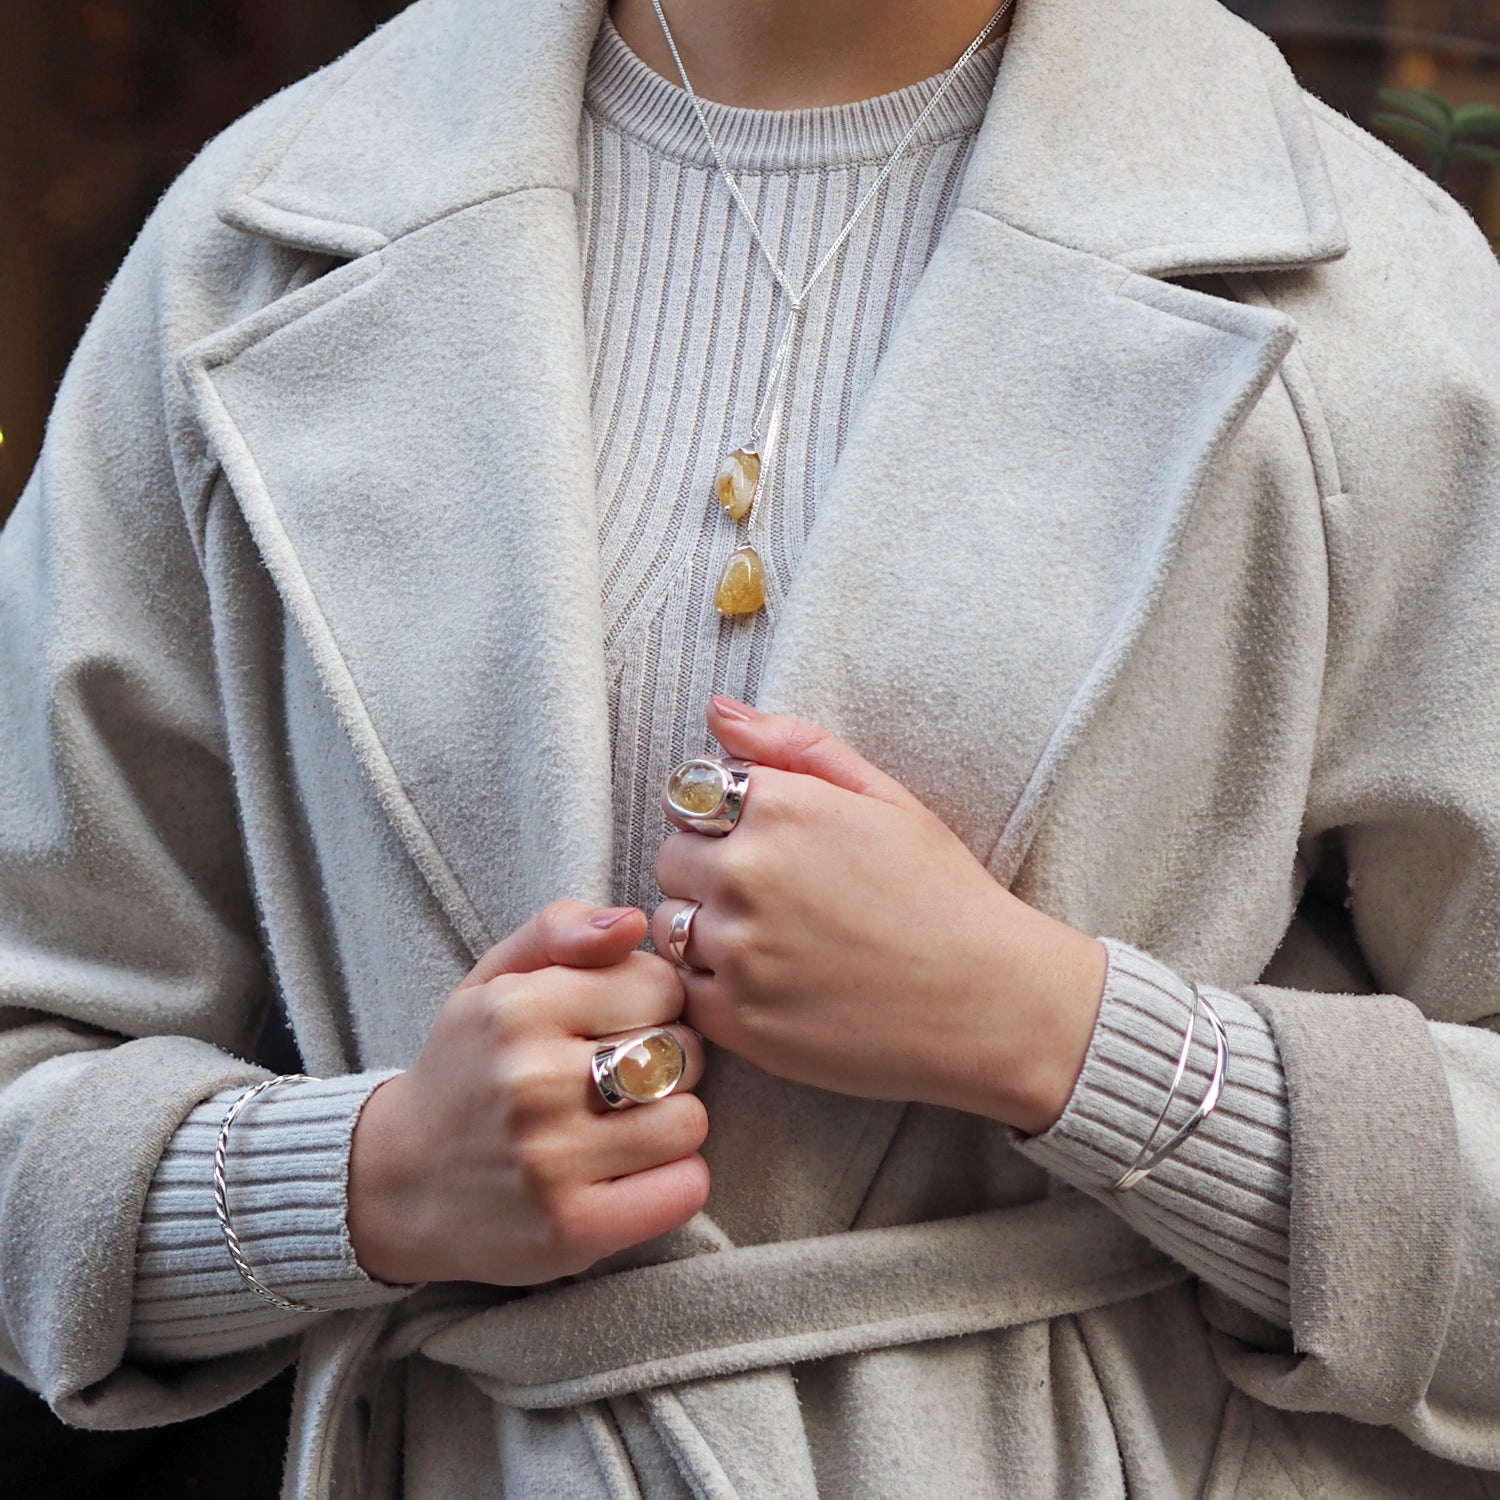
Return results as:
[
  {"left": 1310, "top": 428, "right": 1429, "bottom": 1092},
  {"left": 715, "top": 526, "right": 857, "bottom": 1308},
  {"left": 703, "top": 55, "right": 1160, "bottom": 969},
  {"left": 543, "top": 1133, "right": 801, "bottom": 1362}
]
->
[{"left": 2, "top": 0, "right": 1498, "bottom": 1493}]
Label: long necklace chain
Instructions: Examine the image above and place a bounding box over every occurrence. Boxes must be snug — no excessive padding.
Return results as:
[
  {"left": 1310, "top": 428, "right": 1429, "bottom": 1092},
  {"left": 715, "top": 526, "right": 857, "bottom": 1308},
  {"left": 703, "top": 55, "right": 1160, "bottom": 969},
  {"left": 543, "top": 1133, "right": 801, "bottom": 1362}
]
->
[
  {"left": 649, "top": 0, "right": 1012, "bottom": 315},
  {"left": 647, "top": 0, "right": 1013, "bottom": 617}
]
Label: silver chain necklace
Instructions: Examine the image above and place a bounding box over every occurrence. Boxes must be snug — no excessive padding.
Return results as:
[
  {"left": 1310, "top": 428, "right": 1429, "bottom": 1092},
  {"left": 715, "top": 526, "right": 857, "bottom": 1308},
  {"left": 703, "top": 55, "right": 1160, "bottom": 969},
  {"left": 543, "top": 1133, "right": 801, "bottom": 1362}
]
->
[{"left": 647, "top": 0, "right": 1014, "bottom": 616}]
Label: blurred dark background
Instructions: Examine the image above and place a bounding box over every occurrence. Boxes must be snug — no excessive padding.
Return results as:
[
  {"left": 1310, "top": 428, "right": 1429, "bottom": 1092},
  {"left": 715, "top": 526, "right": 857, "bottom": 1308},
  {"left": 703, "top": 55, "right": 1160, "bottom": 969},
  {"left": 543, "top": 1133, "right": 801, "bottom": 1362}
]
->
[
  {"left": 0, "top": 0, "right": 1498, "bottom": 1496},
  {"left": 1, "top": 0, "right": 1499, "bottom": 526},
  {"left": 0, "top": 0, "right": 407, "bottom": 522}
]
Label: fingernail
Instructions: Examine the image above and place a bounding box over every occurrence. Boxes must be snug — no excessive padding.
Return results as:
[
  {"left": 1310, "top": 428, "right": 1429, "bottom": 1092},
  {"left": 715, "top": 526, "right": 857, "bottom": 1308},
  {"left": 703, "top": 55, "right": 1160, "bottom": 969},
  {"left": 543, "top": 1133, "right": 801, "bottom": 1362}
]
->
[
  {"left": 588, "top": 907, "right": 636, "bottom": 929},
  {"left": 711, "top": 695, "right": 757, "bottom": 722}
]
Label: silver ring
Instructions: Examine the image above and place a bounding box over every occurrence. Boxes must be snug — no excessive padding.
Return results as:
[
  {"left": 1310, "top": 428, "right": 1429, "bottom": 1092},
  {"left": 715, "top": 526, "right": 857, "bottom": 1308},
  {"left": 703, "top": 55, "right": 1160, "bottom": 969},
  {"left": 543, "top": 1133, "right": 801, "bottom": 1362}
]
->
[
  {"left": 667, "top": 901, "right": 701, "bottom": 968},
  {"left": 591, "top": 1028, "right": 688, "bottom": 1110},
  {"left": 662, "top": 756, "right": 753, "bottom": 836}
]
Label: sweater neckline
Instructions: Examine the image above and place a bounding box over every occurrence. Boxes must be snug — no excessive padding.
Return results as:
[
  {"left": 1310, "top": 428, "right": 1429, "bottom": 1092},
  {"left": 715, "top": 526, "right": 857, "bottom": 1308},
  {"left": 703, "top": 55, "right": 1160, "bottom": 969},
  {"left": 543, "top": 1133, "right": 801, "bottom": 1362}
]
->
[{"left": 584, "top": 15, "right": 1005, "bottom": 173}]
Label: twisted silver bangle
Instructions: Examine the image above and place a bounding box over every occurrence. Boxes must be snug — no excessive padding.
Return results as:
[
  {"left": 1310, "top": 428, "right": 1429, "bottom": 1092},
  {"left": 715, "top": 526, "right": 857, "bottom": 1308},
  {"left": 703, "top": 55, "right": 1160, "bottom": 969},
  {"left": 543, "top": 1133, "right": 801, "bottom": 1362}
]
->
[
  {"left": 1110, "top": 984, "right": 1229, "bottom": 1193},
  {"left": 213, "top": 1073, "right": 328, "bottom": 1313}
]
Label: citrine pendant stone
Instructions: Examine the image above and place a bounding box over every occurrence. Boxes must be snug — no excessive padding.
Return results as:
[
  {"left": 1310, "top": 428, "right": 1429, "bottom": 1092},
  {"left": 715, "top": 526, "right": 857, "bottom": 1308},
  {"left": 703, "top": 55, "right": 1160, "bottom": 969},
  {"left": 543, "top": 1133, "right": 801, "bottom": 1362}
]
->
[
  {"left": 714, "top": 447, "right": 761, "bottom": 521},
  {"left": 714, "top": 546, "right": 767, "bottom": 617}
]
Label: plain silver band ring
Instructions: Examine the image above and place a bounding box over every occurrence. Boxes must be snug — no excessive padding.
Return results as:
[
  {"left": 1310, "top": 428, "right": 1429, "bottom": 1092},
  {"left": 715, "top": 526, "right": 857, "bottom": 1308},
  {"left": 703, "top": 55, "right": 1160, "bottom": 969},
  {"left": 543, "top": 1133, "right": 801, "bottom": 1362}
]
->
[
  {"left": 590, "top": 1029, "right": 688, "bottom": 1110},
  {"left": 667, "top": 901, "right": 701, "bottom": 968}
]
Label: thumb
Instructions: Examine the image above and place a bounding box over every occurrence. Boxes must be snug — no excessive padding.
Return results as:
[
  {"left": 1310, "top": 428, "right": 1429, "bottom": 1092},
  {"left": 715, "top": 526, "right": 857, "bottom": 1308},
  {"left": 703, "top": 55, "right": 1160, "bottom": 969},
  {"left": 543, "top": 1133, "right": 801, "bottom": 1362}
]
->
[
  {"left": 462, "top": 900, "right": 646, "bottom": 988},
  {"left": 706, "top": 696, "right": 923, "bottom": 808}
]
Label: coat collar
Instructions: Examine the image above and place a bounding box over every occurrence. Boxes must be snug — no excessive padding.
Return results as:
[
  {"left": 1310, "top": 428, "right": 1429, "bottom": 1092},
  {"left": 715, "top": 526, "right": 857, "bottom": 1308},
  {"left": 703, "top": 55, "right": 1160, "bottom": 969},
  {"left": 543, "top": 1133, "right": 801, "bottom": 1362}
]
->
[{"left": 219, "top": 0, "right": 1347, "bottom": 276}]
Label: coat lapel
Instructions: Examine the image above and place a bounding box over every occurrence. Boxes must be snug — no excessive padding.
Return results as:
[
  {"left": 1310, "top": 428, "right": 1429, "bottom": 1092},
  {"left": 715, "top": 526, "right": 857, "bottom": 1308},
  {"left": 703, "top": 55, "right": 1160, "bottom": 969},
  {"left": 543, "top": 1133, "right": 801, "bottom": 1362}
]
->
[
  {"left": 761, "top": 214, "right": 1299, "bottom": 883},
  {"left": 185, "top": 189, "right": 610, "bottom": 957},
  {"left": 182, "top": 0, "right": 1345, "bottom": 956},
  {"left": 762, "top": 0, "right": 1341, "bottom": 879}
]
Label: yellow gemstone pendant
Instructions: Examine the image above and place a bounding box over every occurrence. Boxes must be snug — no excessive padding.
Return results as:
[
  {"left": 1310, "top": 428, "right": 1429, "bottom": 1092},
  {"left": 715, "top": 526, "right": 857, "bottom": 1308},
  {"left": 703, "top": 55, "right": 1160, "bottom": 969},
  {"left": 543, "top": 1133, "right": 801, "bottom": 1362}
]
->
[
  {"left": 714, "top": 447, "right": 761, "bottom": 520},
  {"left": 714, "top": 546, "right": 767, "bottom": 616}
]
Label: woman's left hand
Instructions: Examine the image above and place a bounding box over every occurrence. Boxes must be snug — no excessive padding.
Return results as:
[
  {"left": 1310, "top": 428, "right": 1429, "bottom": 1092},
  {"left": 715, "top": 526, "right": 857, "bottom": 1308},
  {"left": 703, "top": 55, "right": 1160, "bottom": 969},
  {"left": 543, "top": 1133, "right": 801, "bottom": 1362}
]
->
[{"left": 652, "top": 697, "right": 1110, "bottom": 1136}]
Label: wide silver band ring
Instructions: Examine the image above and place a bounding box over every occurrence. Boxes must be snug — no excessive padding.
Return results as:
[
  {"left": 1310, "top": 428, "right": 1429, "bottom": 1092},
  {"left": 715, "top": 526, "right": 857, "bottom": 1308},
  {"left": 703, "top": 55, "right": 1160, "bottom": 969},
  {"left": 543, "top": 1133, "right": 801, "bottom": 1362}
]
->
[
  {"left": 666, "top": 901, "right": 701, "bottom": 969},
  {"left": 591, "top": 1028, "right": 688, "bottom": 1110},
  {"left": 662, "top": 756, "right": 753, "bottom": 837}
]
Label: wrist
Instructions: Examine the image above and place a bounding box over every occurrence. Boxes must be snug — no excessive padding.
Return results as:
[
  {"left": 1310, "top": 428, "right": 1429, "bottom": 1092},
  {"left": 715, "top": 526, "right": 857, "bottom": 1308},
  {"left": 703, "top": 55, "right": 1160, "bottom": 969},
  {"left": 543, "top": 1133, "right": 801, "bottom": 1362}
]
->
[
  {"left": 346, "top": 1073, "right": 428, "bottom": 1285},
  {"left": 1010, "top": 921, "right": 1107, "bottom": 1134},
  {"left": 958, "top": 900, "right": 1108, "bottom": 1135}
]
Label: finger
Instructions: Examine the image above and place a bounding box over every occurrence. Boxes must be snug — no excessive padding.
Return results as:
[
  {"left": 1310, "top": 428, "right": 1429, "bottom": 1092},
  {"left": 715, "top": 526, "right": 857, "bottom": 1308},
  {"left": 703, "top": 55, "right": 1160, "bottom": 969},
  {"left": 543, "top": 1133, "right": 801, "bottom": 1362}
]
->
[
  {"left": 676, "top": 970, "right": 740, "bottom": 1053},
  {"left": 650, "top": 899, "right": 711, "bottom": 972},
  {"left": 524, "top": 950, "right": 687, "bottom": 1038},
  {"left": 582, "top": 1092, "right": 711, "bottom": 1178},
  {"left": 654, "top": 830, "right": 719, "bottom": 901},
  {"left": 463, "top": 900, "right": 648, "bottom": 988},
  {"left": 581, "top": 1023, "right": 707, "bottom": 1114},
  {"left": 571, "top": 1155, "right": 712, "bottom": 1258},
  {"left": 706, "top": 696, "right": 922, "bottom": 808}
]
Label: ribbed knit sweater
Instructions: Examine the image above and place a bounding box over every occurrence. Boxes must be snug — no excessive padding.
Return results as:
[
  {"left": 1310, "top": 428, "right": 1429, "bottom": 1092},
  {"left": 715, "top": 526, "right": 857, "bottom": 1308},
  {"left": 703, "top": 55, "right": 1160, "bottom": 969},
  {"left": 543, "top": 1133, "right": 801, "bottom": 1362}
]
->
[{"left": 127, "top": 17, "right": 1293, "bottom": 1361}]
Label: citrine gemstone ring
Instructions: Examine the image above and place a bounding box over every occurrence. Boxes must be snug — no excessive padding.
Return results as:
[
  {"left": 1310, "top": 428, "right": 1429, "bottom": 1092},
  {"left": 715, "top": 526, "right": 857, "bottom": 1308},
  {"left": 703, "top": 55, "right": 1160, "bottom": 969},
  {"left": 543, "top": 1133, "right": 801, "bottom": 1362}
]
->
[
  {"left": 591, "top": 1029, "right": 688, "bottom": 1110},
  {"left": 662, "top": 757, "right": 753, "bottom": 836}
]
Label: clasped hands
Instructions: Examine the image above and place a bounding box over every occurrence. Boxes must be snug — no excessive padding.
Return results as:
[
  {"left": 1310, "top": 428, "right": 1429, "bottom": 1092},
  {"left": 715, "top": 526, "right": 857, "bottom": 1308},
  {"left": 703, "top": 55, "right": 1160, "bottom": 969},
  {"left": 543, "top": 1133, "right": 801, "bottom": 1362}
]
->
[{"left": 347, "top": 696, "right": 1107, "bottom": 1289}]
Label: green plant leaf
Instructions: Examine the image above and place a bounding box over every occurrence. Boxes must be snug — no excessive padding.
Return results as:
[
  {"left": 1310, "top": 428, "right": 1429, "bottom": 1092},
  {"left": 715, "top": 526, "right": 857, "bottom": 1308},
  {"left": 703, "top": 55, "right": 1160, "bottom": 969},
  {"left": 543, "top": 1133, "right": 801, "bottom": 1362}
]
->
[
  {"left": 1377, "top": 87, "right": 1452, "bottom": 132},
  {"left": 1452, "top": 141, "right": 1500, "bottom": 165},
  {"left": 1413, "top": 87, "right": 1459, "bottom": 121},
  {"left": 1453, "top": 102, "right": 1500, "bottom": 138},
  {"left": 1374, "top": 112, "right": 1443, "bottom": 148}
]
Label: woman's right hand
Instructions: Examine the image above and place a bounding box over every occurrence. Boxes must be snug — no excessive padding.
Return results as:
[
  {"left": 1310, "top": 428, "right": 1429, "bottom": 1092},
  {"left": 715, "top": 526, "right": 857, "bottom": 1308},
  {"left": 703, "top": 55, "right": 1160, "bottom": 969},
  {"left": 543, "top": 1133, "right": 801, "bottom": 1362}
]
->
[{"left": 346, "top": 901, "right": 709, "bottom": 1287}]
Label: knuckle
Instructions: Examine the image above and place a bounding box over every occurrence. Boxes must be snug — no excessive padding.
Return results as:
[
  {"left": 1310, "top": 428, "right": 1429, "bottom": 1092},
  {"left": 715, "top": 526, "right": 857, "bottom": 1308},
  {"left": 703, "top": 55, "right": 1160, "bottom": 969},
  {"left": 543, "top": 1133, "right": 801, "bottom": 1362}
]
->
[
  {"left": 725, "top": 1000, "right": 780, "bottom": 1068},
  {"left": 509, "top": 1128, "right": 558, "bottom": 1189},
  {"left": 622, "top": 950, "right": 687, "bottom": 1005},
  {"left": 537, "top": 898, "right": 573, "bottom": 928},
  {"left": 717, "top": 837, "right": 769, "bottom": 901},
  {"left": 730, "top": 999, "right": 770, "bottom": 1046},
  {"left": 534, "top": 894, "right": 567, "bottom": 942},
  {"left": 440, "top": 980, "right": 488, "bottom": 1033},
  {"left": 785, "top": 719, "right": 825, "bottom": 755},
  {"left": 535, "top": 898, "right": 582, "bottom": 950},
  {"left": 495, "top": 968, "right": 573, "bottom": 1032},
  {"left": 479, "top": 972, "right": 528, "bottom": 1026},
  {"left": 444, "top": 982, "right": 523, "bottom": 1054},
  {"left": 498, "top": 1050, "right": 562, "bottom": 1125},
  {"left": 714, "top": 915, "right": 756, "bottom": 972}
]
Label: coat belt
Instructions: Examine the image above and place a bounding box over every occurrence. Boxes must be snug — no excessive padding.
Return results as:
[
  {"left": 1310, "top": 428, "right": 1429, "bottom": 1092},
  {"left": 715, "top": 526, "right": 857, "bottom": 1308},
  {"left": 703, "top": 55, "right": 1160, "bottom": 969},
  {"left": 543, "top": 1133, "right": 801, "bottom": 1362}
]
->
[
  {"left": 283, "top": 1193, "right": 1187, "bottom": 1498},
  {"left": 404, "top": 1192, "right": 1187, "bottom": 1409}
]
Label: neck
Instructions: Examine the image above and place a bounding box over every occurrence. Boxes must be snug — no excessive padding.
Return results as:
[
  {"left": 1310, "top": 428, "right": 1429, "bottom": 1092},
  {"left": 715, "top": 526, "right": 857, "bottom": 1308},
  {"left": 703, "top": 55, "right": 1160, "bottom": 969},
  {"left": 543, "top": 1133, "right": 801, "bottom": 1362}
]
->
[{"left": 608, "top": 0, "right": 1011, "bottom": 110}]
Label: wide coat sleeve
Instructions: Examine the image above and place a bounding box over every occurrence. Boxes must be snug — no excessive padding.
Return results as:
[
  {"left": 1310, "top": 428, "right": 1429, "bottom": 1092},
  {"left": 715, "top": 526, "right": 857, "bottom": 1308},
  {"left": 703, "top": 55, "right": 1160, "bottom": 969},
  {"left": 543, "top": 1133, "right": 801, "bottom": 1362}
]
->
[
  {"left": 0, "top": 84, "right": 346, "bottom": 1426},
  {"left": 1191, "top": 109, "right": 1500, "bottom": 1467}
]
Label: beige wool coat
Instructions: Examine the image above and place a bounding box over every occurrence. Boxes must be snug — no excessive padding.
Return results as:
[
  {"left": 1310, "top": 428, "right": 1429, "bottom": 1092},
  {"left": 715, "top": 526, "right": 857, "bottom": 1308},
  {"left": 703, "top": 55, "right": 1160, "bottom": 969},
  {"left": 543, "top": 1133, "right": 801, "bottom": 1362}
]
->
[{"left": 4, "top": 0, "right": 1500, "bottom": 1494}]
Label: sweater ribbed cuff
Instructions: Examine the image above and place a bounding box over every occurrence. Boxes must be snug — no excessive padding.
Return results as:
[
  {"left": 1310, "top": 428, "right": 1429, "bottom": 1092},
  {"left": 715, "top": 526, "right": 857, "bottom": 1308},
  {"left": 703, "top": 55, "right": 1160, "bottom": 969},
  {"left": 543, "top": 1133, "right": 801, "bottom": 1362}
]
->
[
  {"left": 1016, "top": 938, "right": 1294, "bottom": 1323},
  {"left": 130, "top": 1070, "right": 412, "bottom": 1362}
]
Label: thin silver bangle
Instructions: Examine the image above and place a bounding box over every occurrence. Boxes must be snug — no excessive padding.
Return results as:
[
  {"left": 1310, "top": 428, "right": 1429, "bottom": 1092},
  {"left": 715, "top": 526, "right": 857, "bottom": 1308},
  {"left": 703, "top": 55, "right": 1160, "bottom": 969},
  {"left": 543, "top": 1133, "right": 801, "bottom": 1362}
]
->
[
  {"left": 213, "top": 1073, "right": 329, "bottom": 1313},
  {"left": 1111, "top": 985, "right": 1229, "bottom": 1193}
]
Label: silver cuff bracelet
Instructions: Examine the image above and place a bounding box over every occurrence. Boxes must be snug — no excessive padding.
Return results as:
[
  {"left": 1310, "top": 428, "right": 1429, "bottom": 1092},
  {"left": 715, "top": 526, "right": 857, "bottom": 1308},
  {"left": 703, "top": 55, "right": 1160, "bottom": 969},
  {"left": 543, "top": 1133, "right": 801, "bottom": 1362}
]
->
[
  {"left": 213, "top": 1073, "right": 329, "bottom": 1313},
  {"left": 1110, "top": 984, "right": 1229, "bottom": 1193}
]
